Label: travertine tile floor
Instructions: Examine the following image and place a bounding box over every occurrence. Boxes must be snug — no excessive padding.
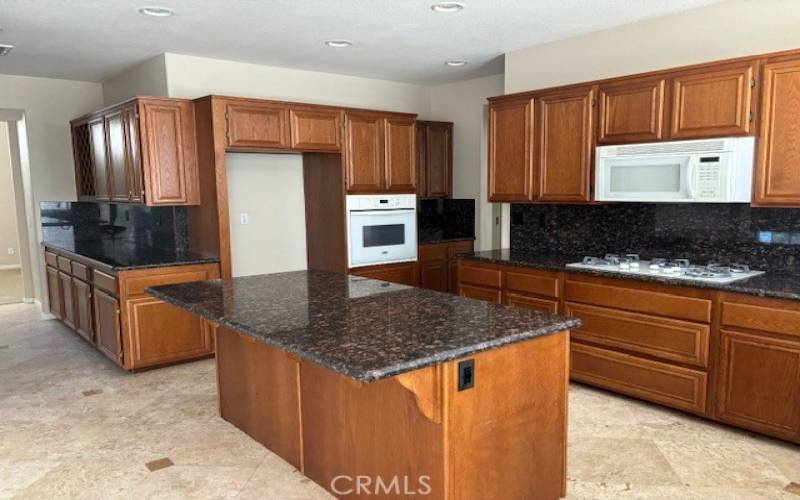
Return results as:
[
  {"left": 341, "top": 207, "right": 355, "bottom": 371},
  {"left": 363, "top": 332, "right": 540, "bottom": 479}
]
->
[{"left": 1, "top": 302, "right": 799, "bottom": 499}]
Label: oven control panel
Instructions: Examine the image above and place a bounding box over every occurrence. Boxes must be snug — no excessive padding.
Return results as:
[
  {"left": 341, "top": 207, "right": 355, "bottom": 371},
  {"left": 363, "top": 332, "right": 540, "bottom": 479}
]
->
[{"left": 347, "top": 194, "right": 417, "bottom": 211}]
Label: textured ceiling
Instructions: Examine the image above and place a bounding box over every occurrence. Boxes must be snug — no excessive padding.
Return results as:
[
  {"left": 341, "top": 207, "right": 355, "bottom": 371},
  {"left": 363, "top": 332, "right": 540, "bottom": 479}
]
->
[{"left": 0, "top": 0, "right": 720, "bottom": 84}]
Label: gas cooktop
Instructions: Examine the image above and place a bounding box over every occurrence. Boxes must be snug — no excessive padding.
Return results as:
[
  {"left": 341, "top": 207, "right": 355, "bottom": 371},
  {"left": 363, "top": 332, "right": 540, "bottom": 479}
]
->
[{"left": 566, "top": 254, "right": 764, "bottom": 284}]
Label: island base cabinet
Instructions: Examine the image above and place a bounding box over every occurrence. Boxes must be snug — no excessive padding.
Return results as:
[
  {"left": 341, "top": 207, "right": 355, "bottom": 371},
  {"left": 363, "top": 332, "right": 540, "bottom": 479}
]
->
[{"left": 215, "top": 326, "right": 569, "bottom": 500}]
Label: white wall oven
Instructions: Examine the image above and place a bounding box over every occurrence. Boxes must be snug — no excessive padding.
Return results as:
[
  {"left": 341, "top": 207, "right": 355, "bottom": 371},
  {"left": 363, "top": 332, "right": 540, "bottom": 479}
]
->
[{"left": 346, "top": 194, "right": 417, "bottom": 268}]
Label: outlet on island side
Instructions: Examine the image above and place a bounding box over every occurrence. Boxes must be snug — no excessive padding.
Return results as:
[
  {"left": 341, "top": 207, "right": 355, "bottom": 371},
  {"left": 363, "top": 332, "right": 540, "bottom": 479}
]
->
[{"left": 458, "top": 359, "right": 475, "bottom": 391}]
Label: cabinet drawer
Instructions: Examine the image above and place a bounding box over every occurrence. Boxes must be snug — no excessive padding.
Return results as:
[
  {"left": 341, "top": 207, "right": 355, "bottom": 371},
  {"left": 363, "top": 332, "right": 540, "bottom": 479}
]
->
[
  {"left": 564, "top": 278, "right": 712, "bottom": 323},
  {"left": 571, "top": 343, "right": 708, "bottom": 415},
  {"left": 721, "top": 300, "right": 800, "bottom": 339},
  {"left": 566, "top": 302, "right": 710, "bottom": 368},
  {"left": 447, "top": 240, "right": 474, "bottom": 258},
  {"left": 505, "top": 292, "right": 558, "bottom": 314},
  {"left": 419, "top": 243, "right": 447, "bottom": 261},
  {"left": 121, "top": 268, "right": 216, "bottom": 297},
  {"left": 505, "top": 269, "right": 558, "bottom": 298},
  {"left": 459, "top": 284, "right": 502, "bottom": 304},
  {"left": 71, "top": 261, "right": 90, "bottom": 281},
  {"left": 45, "top": 251, "right": 58, "bottom": 267},
  {"left": 459, "top": 263, "right": 501, "bottom": 288},
  {"left": 350, "top": 262, "right": 419, "bottom": 287},
  {"left": 57, "top": 256, "right": 72, "bottom": 272},
  {"left": 92, "top": 270, "right": 118, "bottom": 294}
]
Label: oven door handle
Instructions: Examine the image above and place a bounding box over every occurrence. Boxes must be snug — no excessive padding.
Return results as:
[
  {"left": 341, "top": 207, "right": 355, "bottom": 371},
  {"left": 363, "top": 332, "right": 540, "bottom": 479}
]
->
[{"left": 350, "top": 209, "right": 415, "bottom": 216}]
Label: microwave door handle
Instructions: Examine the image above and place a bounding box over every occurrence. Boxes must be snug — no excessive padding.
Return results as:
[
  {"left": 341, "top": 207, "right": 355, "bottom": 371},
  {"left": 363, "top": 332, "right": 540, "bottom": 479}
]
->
[{"left": 686, "top": 158, "right": 698, "bottom": 199}]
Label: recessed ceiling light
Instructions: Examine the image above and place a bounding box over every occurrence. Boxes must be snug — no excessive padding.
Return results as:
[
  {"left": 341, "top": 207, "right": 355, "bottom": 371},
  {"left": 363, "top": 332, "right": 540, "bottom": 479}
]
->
[
  {"left": 324, "top": 39, "right": 353, "bottom": 48},
  {"left": 0, "top": 44, "right": 13, "bottom": 56},
  {"left": 445, "top": 59, "right": 468, "bottom": 67},
  {"left": 138, "top": 6, "right": 175, "bottom": 17},
  {"left": 431, "top": 2, "right": 465, "bottom": 13}
]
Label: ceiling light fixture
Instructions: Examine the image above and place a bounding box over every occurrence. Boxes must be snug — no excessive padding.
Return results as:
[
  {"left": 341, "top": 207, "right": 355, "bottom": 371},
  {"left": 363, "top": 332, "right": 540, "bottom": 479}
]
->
[
  {"left": 138, "top": 6, "right": 175, "bottom": 17},
  {"left": 431, "top": 2, "right": 464, "bottom": 13},
  {"left": 0, "top": 44, "right": 13, "bottom": 56},
  {"left": 445, "top": 59, "right": 468, "bottom": 67},
  {"left": 324, "top": 39, "right": 353, "bottom": 48}
]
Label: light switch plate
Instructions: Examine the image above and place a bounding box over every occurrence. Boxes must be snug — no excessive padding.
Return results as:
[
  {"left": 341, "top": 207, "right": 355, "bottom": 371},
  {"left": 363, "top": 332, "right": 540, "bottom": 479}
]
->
[{"left": 240, "top": 213, "right": 249, "bottom": 225}]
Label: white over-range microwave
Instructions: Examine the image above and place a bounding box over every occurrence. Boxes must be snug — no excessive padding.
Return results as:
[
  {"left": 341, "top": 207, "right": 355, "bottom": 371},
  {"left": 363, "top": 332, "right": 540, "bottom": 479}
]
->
[
  {"left": 595, "top": 136, "right": 755, "bottom": 203},
  {"left": 346, "top": 194, "right": 417, "bottom": 268}
]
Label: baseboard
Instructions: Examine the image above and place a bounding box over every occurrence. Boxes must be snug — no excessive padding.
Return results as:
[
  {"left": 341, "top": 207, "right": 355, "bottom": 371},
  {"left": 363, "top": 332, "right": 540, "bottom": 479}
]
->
[
  {"left": 32, "top": 299, "right": 55, "bottom": 319},
  {"left": 0, "top": 264, "right": 21, "bottom": 271}
]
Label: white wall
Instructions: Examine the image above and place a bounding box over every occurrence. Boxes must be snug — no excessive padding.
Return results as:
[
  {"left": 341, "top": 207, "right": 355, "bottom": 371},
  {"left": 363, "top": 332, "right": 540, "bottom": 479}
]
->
[
  {"left": 102, "top": 54, "right": 169, "bottom": 105},
  {"left": 505, "top": 0, "right": 800, "bottom": 93},
  {"left": 429, "top": 74, "right": 504, "bottom": 251},
  {"left": 0, "top": 123, "right": 20, "bottom": 267},
  {"left": 0, "top": 74, "right": 103, "bottom": 302},
  {"left": 226, "top": 153, "right": 308, "bottom": 276}
]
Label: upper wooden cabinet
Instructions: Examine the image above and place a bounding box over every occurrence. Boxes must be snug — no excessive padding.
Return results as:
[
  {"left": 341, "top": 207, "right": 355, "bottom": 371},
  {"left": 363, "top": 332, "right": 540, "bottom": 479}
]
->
[
  {"left": 226, "top": 101, "right": 290, "bottom": 150},
  {"left": 289, "top": 106, "right": 342, "bottom": 151},
  {"left": 536, "top": 87, "right": 594, "bottom": 202},
  {"left": 670, "top": 62, "right": 756, "bottom": 139},
  {"left": 71, "top": 97, "right": 200, "bottom": 206},
  {"left": 754, "top": 57, "right": 800, "bottom": 206},
  {"left": 598, "top": 78, "right": 666, "bottom": 144},
  {"left": 417, "top": 121, "right": 453, "bottom": 198},
  {"left": 488, "top": 98, "right": 534, "bottom": 202},
  {"left": 344, "top": 111, "right": 416, "bottom": 194}
]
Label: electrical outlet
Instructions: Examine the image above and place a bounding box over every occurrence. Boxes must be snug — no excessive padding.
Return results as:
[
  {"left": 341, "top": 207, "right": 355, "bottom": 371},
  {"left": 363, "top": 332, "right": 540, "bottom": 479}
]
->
[
  {"left": 240, "top": 213, "right": 249, "bottom": 225},
  {"left": 7, "top": 248, "right": 14, "bottom": 255}
]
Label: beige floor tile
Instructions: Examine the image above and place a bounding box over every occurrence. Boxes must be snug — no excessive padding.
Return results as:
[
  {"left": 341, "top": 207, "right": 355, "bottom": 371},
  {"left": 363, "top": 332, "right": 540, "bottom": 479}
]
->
[{"left": 567, "top": 437, "right": 682, "bottom": 486}]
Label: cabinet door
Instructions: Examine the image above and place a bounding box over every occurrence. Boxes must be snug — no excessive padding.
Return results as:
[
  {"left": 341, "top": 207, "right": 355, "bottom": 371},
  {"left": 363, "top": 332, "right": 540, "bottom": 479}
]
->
[
  {"left": 384, "top": 116, "right": 416, "bottom": 192},
  {"left": 416, "top": 123, "right": 428, "bottom": 196},
  {"left": 71, "top": 121, "right": 96, "bottom": 199},
  {"left": 73, "top": 278, "right": 94, "bottom": 344},
  {"left": 419, "top": 259, "right": 448, "bottom": 293},
  {"left": 425, "top": 122, "right": 452, "bottom": 198},
  {"left": 488, "top": 99, "right": 534, "bottom": 202},
  {"left": 670, "top": 63, "right": 755, "bottom": 139},
  {"left": 504, "top": 292, "right": 558, "bottom": 314},
  {"left": 226, "top": 102, "right": 290, "bottom": 149},
  {"left": 94, "top": 289, "right": 123, "bottom": 365},
  {"left": 125, "top": 296, "right": 211, "bottom": 369},
  {"left": 139, "top": 99, "right": 200, "bottom": 205},
  {"left": 46, "top": 266, "right": 63, "bottom": 318},
  {"left": 59, "top": 271, "right": 76, "bottom": 329},
  {"left": 536, "top": 87, "right": 594, "bottom": 202},
  {"left": 123, "top": 105, "right": 144, "bottom": 203},
  {"left": 716, "top": 329, "right": 800, "bottom": 441},
  {"left": 458, "top": 284, "right": 502, "bottom": 304},
  {"left": 105, "top": 109, "right": 130, "bottom": 202},
  {"left": 598, "top": 79, "right": 666, "bottom": 144},
  {"left": 350, "top": 262, "right": 419, "bottom": 287},
  {"left": 88, "top": 117, "right": 110, "bottom": 200},
  {"left": 754, "top": 58, "right": 800, "bottom": 206},
  {"left": 289, "top": 107, "right": 341, "bottom": 151},
  {"left": 345, "top": 111, "right": 384, "bottom": 193},
  {"left": 449, "top": 259, "right": 460, "bottom": 294}
]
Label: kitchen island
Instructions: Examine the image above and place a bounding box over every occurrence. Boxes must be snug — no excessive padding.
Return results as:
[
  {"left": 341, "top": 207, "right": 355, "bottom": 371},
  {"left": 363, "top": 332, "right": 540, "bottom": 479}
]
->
[{"left": 148, "top": 270, "right": 579, "bottom": 500}]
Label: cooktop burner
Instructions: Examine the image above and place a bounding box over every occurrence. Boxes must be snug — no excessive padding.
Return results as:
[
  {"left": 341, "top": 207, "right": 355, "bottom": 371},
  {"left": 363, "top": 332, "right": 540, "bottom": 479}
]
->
[{"left": 566, "top": 253, "right": 764, "bottom": 284}]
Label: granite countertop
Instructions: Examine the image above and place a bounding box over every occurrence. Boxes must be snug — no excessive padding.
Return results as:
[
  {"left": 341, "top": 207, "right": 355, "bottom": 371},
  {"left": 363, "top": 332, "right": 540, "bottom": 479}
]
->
[
  {"left": 462, "top": 249, "right": 800, "bottom": 302},
  {"left": 418, "top": 236, "right": 476, "bottom": 245},
  {"left": 42, "top": 239, "right": 220, "bottom": 271},
  {"left": 147, "top": 270, "right": 579, "bottom": 382}
]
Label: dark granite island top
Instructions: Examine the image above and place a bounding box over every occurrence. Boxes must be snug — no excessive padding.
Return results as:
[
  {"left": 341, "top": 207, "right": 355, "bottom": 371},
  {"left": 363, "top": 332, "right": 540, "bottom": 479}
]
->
[{"left": 148, "top": 269, "right": 579, "bottom": 382}]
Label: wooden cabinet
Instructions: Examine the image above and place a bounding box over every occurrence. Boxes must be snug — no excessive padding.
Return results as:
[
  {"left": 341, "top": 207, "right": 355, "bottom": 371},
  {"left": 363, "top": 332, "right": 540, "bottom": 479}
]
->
[
  {"left": 488, "top": 98, "right": 534, "bottom": 202},
  {"left": 344, "top": 111, "right": 384, "bottom": 193},
  {"left": 289, "top": 107, "right": 341, "bottom": 151},
  {"left": 384, "top": 116, "right": 416, "bottom": 192},
  {"left": 46, "top": 266, "right": 62, "bottom": 318},
  {"left": 419, "top": 259, "right": 448, "bottom": 292},
  {"left": 505, "top": 292, "right": 557, "bottom": 314},
  {"left": 536, "top": 86, "right": 594, "bottom": 202},
  {"left": 417, "top": 121, "right": 453, "bottom": 198},
  {"left": 754, "top": 57, "right": 800, "bottom": 206},
  {"left": 71, "top": 97, "right": 199, "bottom": 206},
  {"left": 73, "top": 278, "right": 94, "bottom": 344},
  {"left": 58, "top": 271, "right": 76, "bottom": 329},
  {"left": 670, "top": 62, "right": 756, "bottom": 139},
  {"left": 418, "top": 240, "right": 473, "bottom": 294},
  {"left": 598, "top": 78, "right": 666, "bottom": 144},
  {"left": 349, "top": 261, "right": 419, "bottom": 287},
  {"left": 94, "top": 289, "right": 122, "bottom": 364},
  {"left": 459, "top": 284, "right": 502, "bottom": 303},
  {"left": 226, "top": 101, "right": 290, "bottom": 150}
]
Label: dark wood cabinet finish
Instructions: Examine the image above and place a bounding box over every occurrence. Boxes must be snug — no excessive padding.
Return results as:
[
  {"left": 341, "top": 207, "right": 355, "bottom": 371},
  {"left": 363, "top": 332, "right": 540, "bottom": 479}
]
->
[
  {"left": 418, "top": 240, "right": 475, "bottom": 294},
  {"left": 105, "top": 109, "right": 133, "bottom": 202},
  {"left": 670, "top": 62, "right": 756, "bottom": 139},
  {"left": 58, "top": 271, "right": 76, "bottom": 329},
  {"left": 384, "top": 116, "right": 416, "bottom": 192},
  {"left": 46, "top": 266, "right": 63, "bottom": 318},
  {"left": 123, "top": 105, "right": 144, "bottom": 203},
  {"left": 419, "top": 259, "right": 448, "bottom": 292},
  {"left": 598, "top": 78, "right": 666, "bottom": 144},
  {"left": 73, "top": 278, "right": 94, "bottom": 344},
  {"left": 458, "top": 283, "right": 502, "bottom": 304},
  {"left": 488, "top": 98, "right": 534, "bottom": 202},
  {"left": 88, "top": 117, "right": 110, "bottom": 200},
  {"left": 344, "top": 111, "right": 384, "bottom": 193},
  {"left": 417, "top": 121, "right": 453, "bottom": 198},
  {"left": 349, "top": 261, "right": 419, "bottom": 287},
  {"left": 94, "top": 289, "right": 122, "bottom": 365},
  {"left": 289, "top": 107, "right": 341, "bottom": 151},
  {"left": 535, "top": 86, "right": 594, "bottom": 202},
  {"left": 225, "top": 102, "right": 290, "bottom": 150},
  {"left": 754, "top": 57, "right": 800, "bottom": 206}
]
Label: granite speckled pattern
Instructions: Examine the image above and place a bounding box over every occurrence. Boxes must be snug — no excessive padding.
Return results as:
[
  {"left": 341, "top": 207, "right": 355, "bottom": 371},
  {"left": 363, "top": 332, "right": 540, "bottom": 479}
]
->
[
  {"left": 418, "top": 198, "right": 475, "bottom": 244},
  {"left": 463, "top": 249, "right": 800, "bottom": 301},
  {"left": 42, "top": 240, "right": 220, "bottom": 271},
  {"left": 147, "top": 270, "right": 579, "bottom": 382}
]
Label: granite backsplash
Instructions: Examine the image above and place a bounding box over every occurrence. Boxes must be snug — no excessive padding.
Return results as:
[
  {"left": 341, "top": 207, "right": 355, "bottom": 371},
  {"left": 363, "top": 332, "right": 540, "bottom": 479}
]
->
[
  {"left": 418, "top": 198, "right": 475, "bottom": 243},
  {"left": 510, "top": 203, "right": 800, "bottom": 272},
  {"left": 41, "top": 201, "right": 189, "bottom": 252}
]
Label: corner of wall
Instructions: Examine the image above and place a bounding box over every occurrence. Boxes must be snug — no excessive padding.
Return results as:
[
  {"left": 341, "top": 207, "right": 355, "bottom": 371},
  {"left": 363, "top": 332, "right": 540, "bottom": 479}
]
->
[{"left": 101, "top": 53, "right": 169, "bottom": 105}]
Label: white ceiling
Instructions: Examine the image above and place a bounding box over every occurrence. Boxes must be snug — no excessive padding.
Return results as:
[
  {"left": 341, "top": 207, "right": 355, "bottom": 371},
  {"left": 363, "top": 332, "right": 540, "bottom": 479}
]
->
[{"left": 0, "top": 0, "right": 720, "bottom": 85}]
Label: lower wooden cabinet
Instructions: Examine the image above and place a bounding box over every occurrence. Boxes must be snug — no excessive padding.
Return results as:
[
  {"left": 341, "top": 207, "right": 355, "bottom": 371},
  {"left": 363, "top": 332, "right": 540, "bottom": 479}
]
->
[
  {"left": 458, "top": 284, "right": 502, "bottom": 303},
  {"left": 418, "top": 240, "right": 474, "bottom": 294},
  {"left": 349, "top": 261, "right": 419, "bottom": 287},
  {"left": 46, "top": 266, "right": 62, "bottom": 318},
  {"left": 58, "top": 271, "right": 76, "bottom": 329},
  {"left": 72, "top": 278, "right": 94, "bottom": 343},
  {"left": 94, "top": 289, "right": 123, "bottom": 364},
  {"left": 505, "top": 292, "right": 558, "bottom": 314},
  {"left": 419, "top": 259, "right": 448, "bottom": 292}
]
